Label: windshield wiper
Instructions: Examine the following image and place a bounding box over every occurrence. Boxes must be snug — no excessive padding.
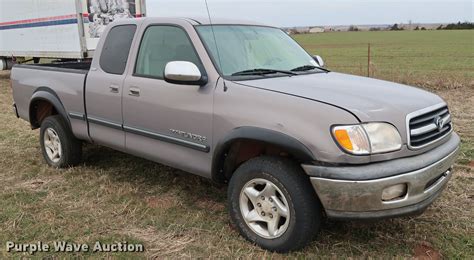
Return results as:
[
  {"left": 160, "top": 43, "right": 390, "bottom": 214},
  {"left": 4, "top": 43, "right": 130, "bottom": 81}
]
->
[
  {"left": 291, "top": 65, "right": 330, "bottom": 73},
  {"left": 231, "top": 68, "right": 297, "bottom": 77}
]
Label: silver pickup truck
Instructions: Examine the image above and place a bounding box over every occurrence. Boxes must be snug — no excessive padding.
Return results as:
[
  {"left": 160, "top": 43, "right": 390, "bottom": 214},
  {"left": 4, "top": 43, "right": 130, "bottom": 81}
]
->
[{"left": 11, "top": 17, "right": 460, "bottom": 252}]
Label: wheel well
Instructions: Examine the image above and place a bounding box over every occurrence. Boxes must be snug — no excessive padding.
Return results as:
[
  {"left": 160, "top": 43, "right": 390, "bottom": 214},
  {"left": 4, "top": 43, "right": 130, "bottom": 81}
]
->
[
  {"left": 29, "top": 99, "right": 58, "bottom": 129},
  {"left": 214, "top": 139, "right": 308, "bottom": 183}
]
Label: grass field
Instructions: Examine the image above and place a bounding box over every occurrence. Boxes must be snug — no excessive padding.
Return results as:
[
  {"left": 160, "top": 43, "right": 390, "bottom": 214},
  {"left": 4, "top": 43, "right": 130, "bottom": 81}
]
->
[
  {"left": 294, "top": 30, "right": 474, "bottom": 83},
  {"left": 0, "top": 30, "right": 473, "bottom": 258}
]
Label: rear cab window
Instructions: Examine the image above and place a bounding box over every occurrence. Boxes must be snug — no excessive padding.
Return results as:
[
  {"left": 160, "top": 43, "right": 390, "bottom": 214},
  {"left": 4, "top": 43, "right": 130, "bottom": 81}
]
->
[{"left": 100, "top": 25, "right": 137, "bottom": 75}]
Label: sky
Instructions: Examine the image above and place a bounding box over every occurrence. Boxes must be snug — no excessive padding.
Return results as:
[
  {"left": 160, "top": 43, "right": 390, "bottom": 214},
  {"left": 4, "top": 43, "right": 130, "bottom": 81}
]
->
[{"left": 146, "top": 0, "right": 474, "bottom": 27}]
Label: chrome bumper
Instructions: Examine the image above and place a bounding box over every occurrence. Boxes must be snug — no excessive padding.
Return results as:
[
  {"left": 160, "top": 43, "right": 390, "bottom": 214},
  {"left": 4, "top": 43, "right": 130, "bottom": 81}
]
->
[{"left": 304, "top": 135, "right": 460, "bottom": 220}]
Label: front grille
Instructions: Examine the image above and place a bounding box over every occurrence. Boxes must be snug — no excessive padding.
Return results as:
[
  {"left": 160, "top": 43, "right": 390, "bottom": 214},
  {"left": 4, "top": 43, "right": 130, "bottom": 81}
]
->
[{"left": 407, "top": 104, "right": 452, "bottom": 149}]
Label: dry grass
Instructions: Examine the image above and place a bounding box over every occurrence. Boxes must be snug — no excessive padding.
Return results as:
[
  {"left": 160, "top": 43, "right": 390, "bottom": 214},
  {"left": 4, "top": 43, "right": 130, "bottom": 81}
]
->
[{"left": 0, "top": 65, "right": 472, "bottom": 259}]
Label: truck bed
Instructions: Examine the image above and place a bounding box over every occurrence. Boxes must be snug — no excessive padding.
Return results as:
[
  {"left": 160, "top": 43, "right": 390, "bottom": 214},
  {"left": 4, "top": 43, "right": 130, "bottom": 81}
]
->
[{"left": 11, "top": 61, "right": 90, "bottom": 141}]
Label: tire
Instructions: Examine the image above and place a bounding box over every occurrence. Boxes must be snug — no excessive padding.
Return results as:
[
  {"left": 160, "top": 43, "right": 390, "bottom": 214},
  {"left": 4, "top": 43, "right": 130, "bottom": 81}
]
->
[
  {"left": 228, "top": 156, "right": 322, "bottom": 252},
  {"left": 40, "top": 115, "right": 82, "bottom": 168}
]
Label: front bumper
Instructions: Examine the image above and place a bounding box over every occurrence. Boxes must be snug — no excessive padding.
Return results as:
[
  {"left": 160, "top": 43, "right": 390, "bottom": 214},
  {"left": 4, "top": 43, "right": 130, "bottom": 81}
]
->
[{"left": 303, "top": 133, "right": 460, "bottom": 220}]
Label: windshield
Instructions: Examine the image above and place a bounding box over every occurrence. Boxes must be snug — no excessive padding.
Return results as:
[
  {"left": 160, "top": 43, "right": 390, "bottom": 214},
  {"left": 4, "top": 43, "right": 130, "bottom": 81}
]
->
[{"left": 196, "top": 25, "right": 321, "bottom": 78}]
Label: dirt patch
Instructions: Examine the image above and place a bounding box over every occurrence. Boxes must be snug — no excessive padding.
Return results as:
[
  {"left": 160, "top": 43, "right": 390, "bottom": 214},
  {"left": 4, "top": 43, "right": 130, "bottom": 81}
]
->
[
  {"left": 124, "top": 227, "right": 195, "bottom": 257},
  {"left": 413, "top": 241, "right": 442, "bottom": 260},
  {"left": 145, "top": 193, "right": 180, "bottom": 209},
  {"left": 469, "top": 161, "right": 474, "bottom": 168},
  {"left": 24, "top": 180, "right": 45, "bottom": 188},
  {"left": 9, "top": 175, "right": 65, "bottom": 192},
  {"left": 195, "top": 198, "right": 225, "bottom": 212}
]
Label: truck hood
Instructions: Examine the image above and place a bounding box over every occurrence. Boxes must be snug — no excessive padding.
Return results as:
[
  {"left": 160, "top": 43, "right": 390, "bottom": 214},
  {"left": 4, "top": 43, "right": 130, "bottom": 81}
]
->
[{"left": 234, "top": 72, "right": 444, "bottom": 122}]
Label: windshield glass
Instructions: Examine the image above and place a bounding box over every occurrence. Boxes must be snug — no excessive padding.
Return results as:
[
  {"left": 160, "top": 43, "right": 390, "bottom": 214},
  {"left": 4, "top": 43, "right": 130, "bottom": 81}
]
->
[{"left": 196, "top": 25, "right": 320, "bottom": 77}]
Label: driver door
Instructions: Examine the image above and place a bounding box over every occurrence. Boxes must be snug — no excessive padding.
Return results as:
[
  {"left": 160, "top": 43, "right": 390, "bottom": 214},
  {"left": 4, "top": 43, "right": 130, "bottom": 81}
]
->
[{"left": 122, "top": 24, "right": 213, "bottom": 176}]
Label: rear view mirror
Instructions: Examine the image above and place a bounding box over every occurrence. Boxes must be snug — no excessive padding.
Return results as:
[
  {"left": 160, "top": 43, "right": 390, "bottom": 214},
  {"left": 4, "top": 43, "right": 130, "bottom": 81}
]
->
[
  {"left": 164, "top": 61, "right": 207, "bottom": 86},
  {"left": 313, "top": 55, "right": 325, "bottom": 67}
]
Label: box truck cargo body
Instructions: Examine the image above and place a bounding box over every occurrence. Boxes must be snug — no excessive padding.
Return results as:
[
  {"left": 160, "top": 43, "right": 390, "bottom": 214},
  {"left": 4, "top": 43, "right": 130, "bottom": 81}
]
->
[{"left": 0, "top": 0, "right": 146, "bottom": 70}]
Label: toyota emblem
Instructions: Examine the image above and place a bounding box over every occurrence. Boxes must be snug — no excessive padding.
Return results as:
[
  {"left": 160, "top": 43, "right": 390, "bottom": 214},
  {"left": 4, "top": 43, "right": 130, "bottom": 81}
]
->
[{"left": 434, "top": 116, "right": 444, "bottom": 131}]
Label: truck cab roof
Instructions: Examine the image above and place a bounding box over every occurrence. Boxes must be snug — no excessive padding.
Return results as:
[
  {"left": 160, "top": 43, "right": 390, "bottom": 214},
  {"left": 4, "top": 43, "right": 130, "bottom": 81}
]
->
[{"left": 113, "top": 17, "right": 267, "bottom": 27}]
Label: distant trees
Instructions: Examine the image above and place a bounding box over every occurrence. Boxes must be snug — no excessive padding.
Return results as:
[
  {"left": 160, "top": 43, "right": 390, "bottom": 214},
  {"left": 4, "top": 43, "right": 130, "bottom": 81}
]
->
[
  {"left": 286, "top": 21, "right": 472, "bottom": 34},
  {"left": 437, "top": 22, "right": 474, "bottom": 30},
  {"left": 348, "top": 25, "right": 359, "bottom": 31},
  {"left": 390, "top": 23, "right": 404, "bottom": 31},
  {"left": 288, "top": 28, "right": 301, "bottom": 35}
]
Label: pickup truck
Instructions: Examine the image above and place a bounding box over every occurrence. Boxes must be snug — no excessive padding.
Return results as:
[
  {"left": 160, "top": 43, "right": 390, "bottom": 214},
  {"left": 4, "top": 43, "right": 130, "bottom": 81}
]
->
[{"left": 11, "top": 17, "right": 460, "bottom": 252}]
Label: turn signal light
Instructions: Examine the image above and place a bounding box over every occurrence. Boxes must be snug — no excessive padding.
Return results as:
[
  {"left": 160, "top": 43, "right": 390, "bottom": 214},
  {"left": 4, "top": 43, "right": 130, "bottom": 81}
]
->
[{"left": 334, "top": 129, "right": 353, "bottom": 151}]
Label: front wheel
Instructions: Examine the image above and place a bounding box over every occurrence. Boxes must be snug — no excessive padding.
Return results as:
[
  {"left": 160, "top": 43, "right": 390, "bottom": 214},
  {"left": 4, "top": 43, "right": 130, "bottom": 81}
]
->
[{"left": 228, "top": 156, "right": 322, "bottom": 252}]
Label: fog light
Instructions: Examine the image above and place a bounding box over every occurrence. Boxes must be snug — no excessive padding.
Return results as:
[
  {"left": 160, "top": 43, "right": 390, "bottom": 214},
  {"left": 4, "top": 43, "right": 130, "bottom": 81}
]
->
[{"left": 382, "top": 184, "right": 407, "bottom": 201}]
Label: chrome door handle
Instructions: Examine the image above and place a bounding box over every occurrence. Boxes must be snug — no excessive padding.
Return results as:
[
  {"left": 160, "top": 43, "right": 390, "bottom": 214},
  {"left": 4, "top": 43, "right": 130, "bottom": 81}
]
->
[
  {"left": 110, "top": 85, "right": 119, "bottom": 93},
  {"left": 129, "top": 87, "right": 140, "bottom": 97}
]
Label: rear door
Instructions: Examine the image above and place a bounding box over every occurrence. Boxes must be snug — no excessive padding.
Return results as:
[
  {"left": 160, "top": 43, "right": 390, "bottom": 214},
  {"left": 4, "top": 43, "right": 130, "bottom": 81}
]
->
[
  {"left": 85, "top": 24, "right": 137, "bottom": 151},
  {"left": 121, "top": 21, "right": 214, "bottom": 176}
]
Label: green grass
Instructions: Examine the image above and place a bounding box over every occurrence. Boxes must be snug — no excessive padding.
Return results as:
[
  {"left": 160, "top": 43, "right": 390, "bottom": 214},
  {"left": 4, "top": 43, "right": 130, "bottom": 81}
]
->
[
  {"left": 0, "top": 30, "right": 473, "bottom": 258},
  {"left": 294, "top": 30, "right": 474, "bottom": 81}
]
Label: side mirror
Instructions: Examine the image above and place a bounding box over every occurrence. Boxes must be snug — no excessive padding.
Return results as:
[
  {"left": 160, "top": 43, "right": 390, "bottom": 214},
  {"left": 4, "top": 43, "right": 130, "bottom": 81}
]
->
[
  {"left": 164, "top": 61, "right": 207, "bottom": 86},
  {"left": 313, "top": 55, "right": 325, "bottom": 67}
]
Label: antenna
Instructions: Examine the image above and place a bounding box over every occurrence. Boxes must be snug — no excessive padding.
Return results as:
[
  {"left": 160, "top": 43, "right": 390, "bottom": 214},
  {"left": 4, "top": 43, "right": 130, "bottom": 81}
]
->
[{"left": 204, "top": 0, "right": 223, "bottom": 73}]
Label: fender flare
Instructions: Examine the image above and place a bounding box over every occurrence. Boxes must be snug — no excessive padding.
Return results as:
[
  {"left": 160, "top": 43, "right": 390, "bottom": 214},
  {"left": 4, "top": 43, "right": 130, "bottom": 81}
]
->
[
  {"left": 211, "top": 126, "right": 316, "bottom": 182},
  {"left": 29, "top": 87, "right": 70, "bottom": 129}
]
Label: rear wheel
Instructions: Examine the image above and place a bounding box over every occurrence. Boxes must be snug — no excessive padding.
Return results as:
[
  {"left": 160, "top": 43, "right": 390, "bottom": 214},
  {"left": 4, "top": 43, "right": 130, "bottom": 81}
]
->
[
  {"left": 228, "top": 156, "right": 322, "bottom": 252},
  {"left": 40, "top": 115, "right": 82, "bottom": 168}
]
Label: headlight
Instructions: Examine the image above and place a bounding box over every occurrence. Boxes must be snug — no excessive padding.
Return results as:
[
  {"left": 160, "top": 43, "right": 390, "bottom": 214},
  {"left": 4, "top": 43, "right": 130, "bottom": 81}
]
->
[{"left": 332, "top": 123, "right": 402, "bottom": 155}]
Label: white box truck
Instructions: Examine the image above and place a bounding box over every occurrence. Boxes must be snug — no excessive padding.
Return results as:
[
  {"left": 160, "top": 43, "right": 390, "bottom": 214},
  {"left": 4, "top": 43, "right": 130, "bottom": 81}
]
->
[{"left": 0, "top": 0, "right": 146, "bottom": 70}]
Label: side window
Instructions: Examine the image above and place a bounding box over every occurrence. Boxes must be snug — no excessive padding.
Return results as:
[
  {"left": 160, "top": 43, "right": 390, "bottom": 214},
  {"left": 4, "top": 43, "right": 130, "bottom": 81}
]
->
[
  {"left": 135, "top": 26, "right": 203, "bottom": 78},
  {"left": 100, "top": 25, "right": 137, "bottom": 75}
]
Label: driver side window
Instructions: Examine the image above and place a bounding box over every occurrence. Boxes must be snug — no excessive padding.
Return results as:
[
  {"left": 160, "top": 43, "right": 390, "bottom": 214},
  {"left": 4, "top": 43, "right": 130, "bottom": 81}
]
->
[{"left": 135, "top": 25, "right": 203, "bottom": 79}]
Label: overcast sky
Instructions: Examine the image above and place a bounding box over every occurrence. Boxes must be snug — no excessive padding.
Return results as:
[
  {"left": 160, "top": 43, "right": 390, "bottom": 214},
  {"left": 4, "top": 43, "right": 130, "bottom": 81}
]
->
[{"left": 146, "top": 0, "right": 473, "bottom": 27}]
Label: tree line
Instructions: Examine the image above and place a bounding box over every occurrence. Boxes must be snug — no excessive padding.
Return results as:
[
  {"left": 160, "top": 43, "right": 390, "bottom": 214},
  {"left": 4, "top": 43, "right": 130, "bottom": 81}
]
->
[{"left": 437, "top": 22, "right": 474, "bottom": 30}]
